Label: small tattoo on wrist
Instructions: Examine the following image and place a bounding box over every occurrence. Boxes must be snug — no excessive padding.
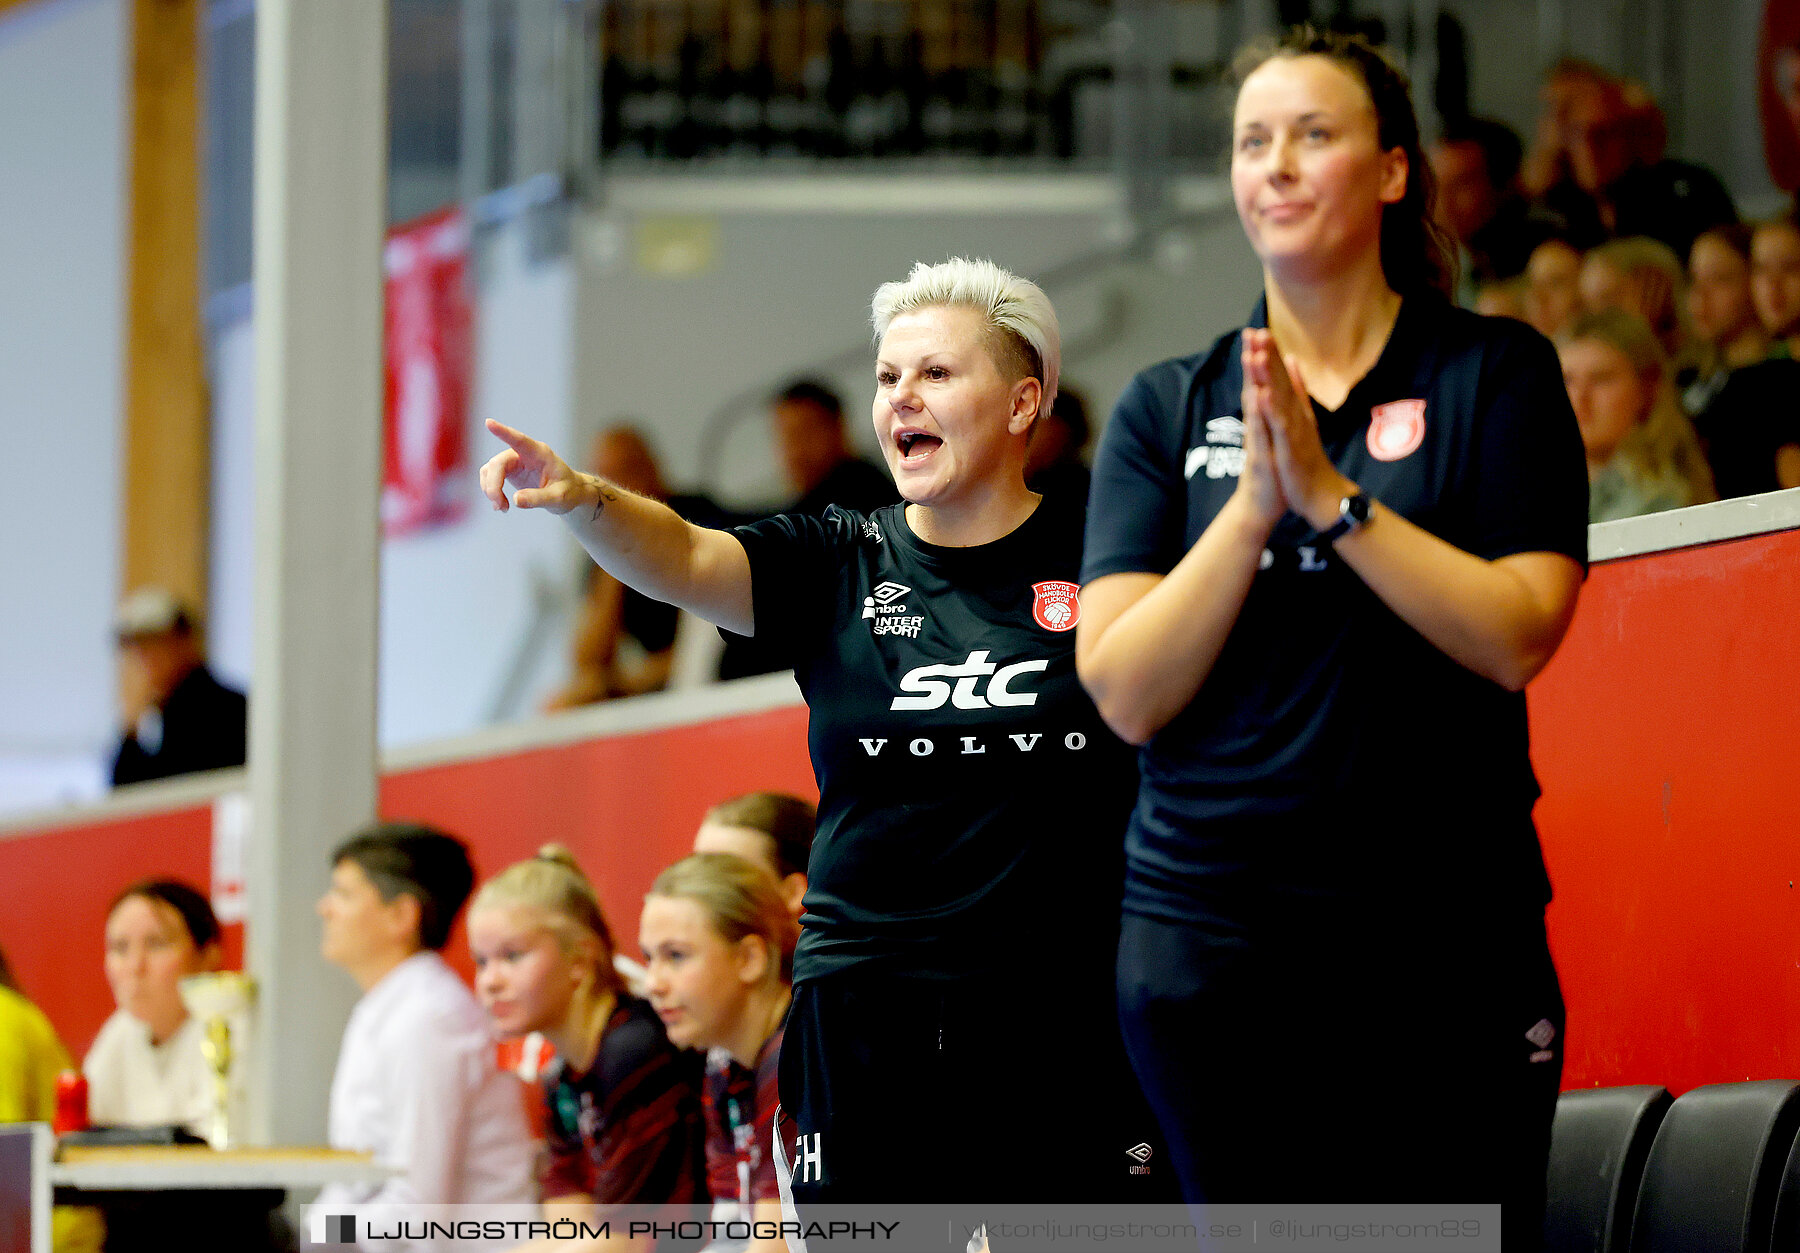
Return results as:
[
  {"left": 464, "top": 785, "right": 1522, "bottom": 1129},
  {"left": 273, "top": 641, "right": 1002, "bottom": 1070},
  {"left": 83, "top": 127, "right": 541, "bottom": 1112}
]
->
[{"left": 591, "top": 486, "right": 617, "bottom": 522}]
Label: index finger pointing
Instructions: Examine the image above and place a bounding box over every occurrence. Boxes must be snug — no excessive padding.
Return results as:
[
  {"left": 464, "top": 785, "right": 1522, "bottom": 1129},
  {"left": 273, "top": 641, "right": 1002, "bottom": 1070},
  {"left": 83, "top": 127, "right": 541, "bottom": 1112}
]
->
[{"left": 485, "top": 417, "right": 531, "bottom": 448}]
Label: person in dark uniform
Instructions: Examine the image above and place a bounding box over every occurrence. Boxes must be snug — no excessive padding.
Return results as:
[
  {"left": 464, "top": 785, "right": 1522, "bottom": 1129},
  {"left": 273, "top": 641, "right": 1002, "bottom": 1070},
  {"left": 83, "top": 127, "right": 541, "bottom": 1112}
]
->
[
  {"left": 480, "top": 257, "right": 1163, "bottom": 1205},
  {"left": 110, "top": 589, "right": 247, "bottom": 787},
  {"left": 1077, "top": 27, "right": 1589, "bottom": 1243}
]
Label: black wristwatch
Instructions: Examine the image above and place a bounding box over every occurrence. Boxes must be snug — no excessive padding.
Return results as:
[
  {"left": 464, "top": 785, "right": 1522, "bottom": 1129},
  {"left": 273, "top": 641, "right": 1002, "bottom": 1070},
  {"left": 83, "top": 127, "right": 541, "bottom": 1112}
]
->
[{"left": 1315, "top": 490, "right": 1372, "bottom": 545}]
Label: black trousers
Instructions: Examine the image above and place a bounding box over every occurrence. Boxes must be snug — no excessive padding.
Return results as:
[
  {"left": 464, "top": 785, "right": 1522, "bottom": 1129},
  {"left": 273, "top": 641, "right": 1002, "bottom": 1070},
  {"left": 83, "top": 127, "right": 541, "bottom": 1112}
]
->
[
  {"left": 777, "top": 966, "right": 1178, "bottom": 1205},
  {"left": 1116, "top": 907, "right": 1563, "bottom": 1251}
]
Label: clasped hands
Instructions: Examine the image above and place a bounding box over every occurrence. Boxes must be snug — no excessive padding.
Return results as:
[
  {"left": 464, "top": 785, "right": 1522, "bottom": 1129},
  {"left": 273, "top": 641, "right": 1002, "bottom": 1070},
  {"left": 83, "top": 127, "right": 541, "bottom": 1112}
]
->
[{"left": 1237, "top": 329, "right": 1358, "bottom": 535}]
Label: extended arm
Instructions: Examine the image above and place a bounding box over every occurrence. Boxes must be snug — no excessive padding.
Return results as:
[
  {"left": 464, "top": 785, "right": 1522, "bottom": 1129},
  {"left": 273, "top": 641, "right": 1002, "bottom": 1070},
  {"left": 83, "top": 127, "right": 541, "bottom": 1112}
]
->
[{"left": 481, "top": 419, "right": 754, "bottom": 637}]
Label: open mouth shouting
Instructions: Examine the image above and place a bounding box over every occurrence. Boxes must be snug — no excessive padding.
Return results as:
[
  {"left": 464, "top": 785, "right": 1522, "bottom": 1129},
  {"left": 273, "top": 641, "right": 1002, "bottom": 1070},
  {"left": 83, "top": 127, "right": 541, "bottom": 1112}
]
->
[{"left": 894, "top": 428, "right": 943, "bottom": 465}]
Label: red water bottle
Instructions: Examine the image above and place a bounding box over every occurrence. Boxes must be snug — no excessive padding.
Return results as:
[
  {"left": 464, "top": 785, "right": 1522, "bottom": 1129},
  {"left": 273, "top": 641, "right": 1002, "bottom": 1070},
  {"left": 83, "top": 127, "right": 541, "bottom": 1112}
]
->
[{"left": 53, "top": 1070, "right": 88, "bottom": 1134}]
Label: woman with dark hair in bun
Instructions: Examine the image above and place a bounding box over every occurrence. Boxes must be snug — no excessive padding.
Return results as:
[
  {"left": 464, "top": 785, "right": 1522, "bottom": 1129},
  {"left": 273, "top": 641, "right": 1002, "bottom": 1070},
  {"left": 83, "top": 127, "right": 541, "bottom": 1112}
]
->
[
  {"left": 1079, "top": 26, "right": 1588, "bottom": 1235},
  {"left": 85, "top": 879, "right": 224, "bottom": 1135}
]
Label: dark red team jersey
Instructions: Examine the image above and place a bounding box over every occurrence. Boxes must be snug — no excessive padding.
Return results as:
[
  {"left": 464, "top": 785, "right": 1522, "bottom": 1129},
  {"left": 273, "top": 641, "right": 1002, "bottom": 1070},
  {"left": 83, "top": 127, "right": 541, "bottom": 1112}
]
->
[
  {"left": 700, "top": 1024, "right": 784, "bottom": 1212},
  {"left": 540, "top": 995, "right": 707, "bottom": 1206}
]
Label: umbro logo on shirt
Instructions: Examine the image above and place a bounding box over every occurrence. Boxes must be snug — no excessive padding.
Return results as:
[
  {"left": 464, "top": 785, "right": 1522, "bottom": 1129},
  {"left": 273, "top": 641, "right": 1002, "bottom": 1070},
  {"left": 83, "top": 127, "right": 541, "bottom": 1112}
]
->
[
  {"left": 1186, "top": 415, "right": 1246, "bottom": 480},
  {"left": 863, "top": 581, "right": 924, "bottom": 637}
]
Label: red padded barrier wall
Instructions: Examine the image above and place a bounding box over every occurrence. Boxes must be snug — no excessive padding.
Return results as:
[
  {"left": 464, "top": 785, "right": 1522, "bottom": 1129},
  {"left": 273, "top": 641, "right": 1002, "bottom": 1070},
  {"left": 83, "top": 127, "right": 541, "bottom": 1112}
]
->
[
  {"left": 0, "top": 704, "right": 812, "bottom": 1057},
  {"left": 1531, "top": 528, "right": 1800, "bottom": 1091}
]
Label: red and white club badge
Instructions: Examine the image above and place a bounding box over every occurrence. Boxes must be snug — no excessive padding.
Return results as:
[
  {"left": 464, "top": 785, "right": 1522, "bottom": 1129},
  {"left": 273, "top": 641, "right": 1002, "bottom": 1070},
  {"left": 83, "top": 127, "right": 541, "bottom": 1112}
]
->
[
  {"left": 1367, "top": 398, "right": 1427, "bottom": 461},
  {"left": 1031, "top": 581, "right": 1081, "bottom": 632}
]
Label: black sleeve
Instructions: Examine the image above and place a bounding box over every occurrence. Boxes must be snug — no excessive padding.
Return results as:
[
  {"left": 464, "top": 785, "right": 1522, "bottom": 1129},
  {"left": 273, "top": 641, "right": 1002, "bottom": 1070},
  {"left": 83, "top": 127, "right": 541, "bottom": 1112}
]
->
[
  {"left": 110, "top": 736, "right": 142, "bottom": 787},
  {"left": 1081, "top": 365, "right": 1192, "bottom": 584},
  {"left": 1462, "top": 323, "right": 1591, "bottom": 567},
  {"left": 726, "top": 507, "right": 862, "bottom": 670}
]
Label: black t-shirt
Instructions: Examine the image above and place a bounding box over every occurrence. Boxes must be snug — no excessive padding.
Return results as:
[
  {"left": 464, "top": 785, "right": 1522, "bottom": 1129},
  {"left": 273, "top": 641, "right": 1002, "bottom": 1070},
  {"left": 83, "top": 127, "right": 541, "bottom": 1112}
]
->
[
  {"left": 718, "top": 461, "right": 901, "bottom": 682},
  {"left": 731, "top": 491, "right": 1136, "bottom": 983},
  {"left": 1083, "top": 295, "right": 1589, "bottom": 926},
  {"left": 1692, "top": 359, "right": 1800, "bottom": 500}
]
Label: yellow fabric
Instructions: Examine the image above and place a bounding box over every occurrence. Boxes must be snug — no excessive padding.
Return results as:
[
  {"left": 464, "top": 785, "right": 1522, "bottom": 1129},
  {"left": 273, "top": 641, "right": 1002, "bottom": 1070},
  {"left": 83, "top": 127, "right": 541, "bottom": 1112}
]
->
[{"left": 0, "top": 987, "right": 106, "bottom": 1253}]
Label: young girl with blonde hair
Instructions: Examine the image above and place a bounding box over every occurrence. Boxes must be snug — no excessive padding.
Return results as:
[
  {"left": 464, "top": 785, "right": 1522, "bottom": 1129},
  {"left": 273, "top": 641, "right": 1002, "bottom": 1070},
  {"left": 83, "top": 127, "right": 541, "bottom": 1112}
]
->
[
  {"left": 640, "top": 853, "right": 797, "bottom": 1253},
  {"left": 468, "top": 846, "right": 705, "bottom": 1246}
]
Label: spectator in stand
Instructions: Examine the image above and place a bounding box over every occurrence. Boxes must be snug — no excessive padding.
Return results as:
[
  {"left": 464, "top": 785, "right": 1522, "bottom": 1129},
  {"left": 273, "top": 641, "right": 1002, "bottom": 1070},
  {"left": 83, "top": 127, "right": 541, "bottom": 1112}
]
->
[
  {"left": 1683, "top": 225, "right": 1769, "bottom": 414},
  {"left": 693, "top": 791, "right": 815, "bottom": 920},
  {"left": 1578, "top": 236, "right": 1690, "bottom": 358},
  {"left": 1024, "top": 383, "right": 1094, "bottom": 503},
  {"left": 1751, "top": 215, "right": 1800, "bottom": 359},
  {"left": 84, "top": 880, "right": 222, "bottom": 1135},
  {"left": 1687, "top": 219, "right": 1800, "bottom": 499},
  {"left": 316, "top": 823, "right": 538, "bottom": 1245},
  {"left": 544, "top": 427, "right": 692, "bottom": 710},
  {"left": 1524, "top": 238, "right": 1585, "bottom": 340},
  {"left": 1535, "top": 68, "right": 1736, "bottom": 258},
  {"left": 1689, "top": 359, "right": 1800, "bottom": 500},
  {"left": 110, "top": 590, "right": 247, "bottom": 787},
  {"left": 1521, "top": 58, "right": 1613, "bottom": 201},
  {"left": 639, "top": 853, "right": 798, "bottom": 1253},
  {"left": 1559, "top": 310, "right": 1715, "bottom": 522},
  {"left": 718, "top": 379, "right": 900, "bottom": 680},
  {"left": 1431, "top": 115, "right": 1561, "bottom": 302},
  {"left": 770, "top": 379, "right": 897, "bottom": 518}
]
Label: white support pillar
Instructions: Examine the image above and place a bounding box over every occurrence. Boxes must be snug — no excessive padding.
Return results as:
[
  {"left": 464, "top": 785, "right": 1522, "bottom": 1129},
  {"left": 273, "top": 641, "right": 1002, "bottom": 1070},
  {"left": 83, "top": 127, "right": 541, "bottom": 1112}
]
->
[{"left": 246, "top": 0, "right": 389, "bottom": 1146}]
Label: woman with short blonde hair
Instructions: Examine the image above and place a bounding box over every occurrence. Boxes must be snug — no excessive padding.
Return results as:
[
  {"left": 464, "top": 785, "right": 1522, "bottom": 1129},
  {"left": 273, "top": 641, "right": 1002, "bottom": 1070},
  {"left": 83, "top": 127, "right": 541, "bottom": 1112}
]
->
[{"left": 481, "top": 256, "right": 1151, "bottom": 1204}]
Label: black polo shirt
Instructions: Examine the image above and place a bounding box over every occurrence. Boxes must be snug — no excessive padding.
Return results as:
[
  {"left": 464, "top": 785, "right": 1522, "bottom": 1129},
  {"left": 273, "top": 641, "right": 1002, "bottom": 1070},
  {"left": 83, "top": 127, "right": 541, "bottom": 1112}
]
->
[
  {"left": 730, "top": 491, "right": 1135, "bottom": 984},
  {"left": 1083, "top": 295, "right": 1588, "bottom": 926}
]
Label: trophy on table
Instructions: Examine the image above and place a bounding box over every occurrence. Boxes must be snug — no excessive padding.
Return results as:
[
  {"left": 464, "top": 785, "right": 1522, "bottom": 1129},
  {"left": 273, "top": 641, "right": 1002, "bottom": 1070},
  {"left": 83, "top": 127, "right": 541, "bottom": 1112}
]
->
[{"left": 178, "top": 971, "right": 256, "bottom": 1149}]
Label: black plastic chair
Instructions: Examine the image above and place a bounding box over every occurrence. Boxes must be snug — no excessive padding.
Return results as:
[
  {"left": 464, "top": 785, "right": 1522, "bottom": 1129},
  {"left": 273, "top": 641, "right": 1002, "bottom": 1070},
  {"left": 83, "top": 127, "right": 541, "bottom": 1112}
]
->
[
  {"left": 1768, "top": 1126, "right": 1800, "bottom": 1250},
  {"left": 1629, "top": 1080, "right": 1800, "bottom": 1253},
  {"left": 1545, "top": 1085, "right": 1672, "bottom": 1253}
]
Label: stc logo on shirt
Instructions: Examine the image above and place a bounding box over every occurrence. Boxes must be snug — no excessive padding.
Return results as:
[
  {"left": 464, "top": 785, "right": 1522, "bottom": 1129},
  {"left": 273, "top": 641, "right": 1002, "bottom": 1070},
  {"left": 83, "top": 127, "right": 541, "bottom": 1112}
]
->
[{"left": 890, "top": 650, "right": 1048, "bottom": 710}]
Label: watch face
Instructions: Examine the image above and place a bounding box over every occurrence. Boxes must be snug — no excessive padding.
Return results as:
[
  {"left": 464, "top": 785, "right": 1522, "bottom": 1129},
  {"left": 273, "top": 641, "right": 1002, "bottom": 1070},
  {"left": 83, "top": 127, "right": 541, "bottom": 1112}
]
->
[{"left": 1346, "top": 493, "right": 1372, "bottom": 525}]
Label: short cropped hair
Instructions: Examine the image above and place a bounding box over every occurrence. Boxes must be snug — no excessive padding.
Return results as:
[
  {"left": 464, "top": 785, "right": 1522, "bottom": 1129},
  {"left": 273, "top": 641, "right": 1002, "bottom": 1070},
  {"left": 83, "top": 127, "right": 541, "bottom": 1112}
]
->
[
  {"left": 870, "top": 257, "right": 1061, "bottom": 419},
  {"left": 330, "top": 822, "right": 475, "bottom": 952},
  {"left": 108, "top": 879, "right": 221, "bottom": 950},
  {"left": 703, "top": 791, "right": 816, "bottom": 880},
  {"left": 773, "top": 378, "right": 844, "bottom": 424}
]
